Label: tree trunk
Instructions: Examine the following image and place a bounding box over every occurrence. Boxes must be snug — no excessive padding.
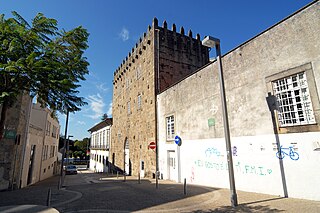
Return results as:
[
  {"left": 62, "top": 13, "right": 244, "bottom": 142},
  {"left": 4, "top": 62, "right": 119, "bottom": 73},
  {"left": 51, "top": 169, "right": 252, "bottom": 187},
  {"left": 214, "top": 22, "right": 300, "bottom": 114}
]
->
[{"left": 0, "top": 99, "right": 9, "bottom": 141}]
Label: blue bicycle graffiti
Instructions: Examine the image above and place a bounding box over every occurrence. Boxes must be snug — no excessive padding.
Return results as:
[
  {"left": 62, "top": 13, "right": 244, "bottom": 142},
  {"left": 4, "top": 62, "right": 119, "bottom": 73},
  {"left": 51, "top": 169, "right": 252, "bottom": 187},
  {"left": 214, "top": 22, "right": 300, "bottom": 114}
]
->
[{"left": 276, "top": 146, "right": 299, "bottom": 160}]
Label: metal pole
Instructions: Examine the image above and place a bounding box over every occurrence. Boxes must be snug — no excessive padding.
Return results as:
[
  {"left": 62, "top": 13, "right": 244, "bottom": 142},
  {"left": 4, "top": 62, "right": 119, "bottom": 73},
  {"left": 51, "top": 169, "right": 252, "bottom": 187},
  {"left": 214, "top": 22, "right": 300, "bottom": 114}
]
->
[
  {"left": 267, "top": 93, "right": 288, "bottom": 197},
  {"left": 59, "top": 110, "right": 69, "bottom": 188},
  {"left": 155, "top": 28, "right": 160, "bottom": 189},
  {"left": 184, "top": 178, "right": 187, "bottom": 195},
  {"left": 67, "top": 137, "right": 69, "bottom": 166},
  {"left": 215, "top": 43, "right": 238, "bottom": 207},
  {"left": 46, "top": 188, "right": 52, "bottom": 207}
]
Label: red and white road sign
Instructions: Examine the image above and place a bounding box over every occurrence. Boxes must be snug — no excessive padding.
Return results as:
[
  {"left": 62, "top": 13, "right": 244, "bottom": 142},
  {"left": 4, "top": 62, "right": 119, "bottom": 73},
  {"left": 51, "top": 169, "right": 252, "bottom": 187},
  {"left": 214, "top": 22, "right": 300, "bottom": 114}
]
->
[{"left": 149, "top": 141, "right": 156, "bottom": 150}]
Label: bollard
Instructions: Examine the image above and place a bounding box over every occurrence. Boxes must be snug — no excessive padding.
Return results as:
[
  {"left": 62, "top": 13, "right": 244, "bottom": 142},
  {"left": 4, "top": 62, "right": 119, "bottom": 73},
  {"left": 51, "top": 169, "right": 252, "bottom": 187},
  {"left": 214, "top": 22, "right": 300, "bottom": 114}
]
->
[
  {"left": 138, "top": 172, "right": 141, "bottom": 184},
  {"left": 47, "top": 188, "right": 52, "bottom": 207},
  {"left": 184, "top": 178, "right": 187, "bottom": 195},
  {"left": 117, "top": 171, "right": 119, "bottom": 179},
  {"left": 58, "top": 178, "right": 61, "bottom": 190}
]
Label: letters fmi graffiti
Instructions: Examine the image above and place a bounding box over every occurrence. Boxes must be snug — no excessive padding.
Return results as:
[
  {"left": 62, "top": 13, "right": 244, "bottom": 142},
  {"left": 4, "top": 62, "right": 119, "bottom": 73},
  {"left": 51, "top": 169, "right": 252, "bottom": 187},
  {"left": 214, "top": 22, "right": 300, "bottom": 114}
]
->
[{"left": 194, "top": 160, "right": 272, "bottom": 176}]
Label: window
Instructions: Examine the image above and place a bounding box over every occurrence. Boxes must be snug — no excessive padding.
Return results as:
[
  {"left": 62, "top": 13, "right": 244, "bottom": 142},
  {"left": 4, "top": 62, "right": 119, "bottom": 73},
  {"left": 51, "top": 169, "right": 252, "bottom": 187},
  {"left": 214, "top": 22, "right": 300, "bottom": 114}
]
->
[
  {"left": 127, "top": 101, "right": 131, "bottom": 114},
  {"left": 136, "top": 65, "right": 142, "bottom": 79},
  {"left": 42, "top": 145, "right": 48, "bottom": 160},
  {"left": 106, "top": 129, "right": 110, "bottom": 149},
  {"left": 166, "top": 115, "right": 175, "bottom": 140},
  {"left": 126, "top": 78, "right": 130, "bottom": 89},
  {"left": 272, "top": 72, "right": 315, "bottom": 127},
  {"left": 52, "top": 125, "right": 58, "bottom": 138},
  {"left": 103, "top": 130, "right": 106, "bottom": 148},
  {"left": 137, "top": 94, "right": 142, "bottom": 110},
  {"left": 46, "top": 121, "right": 51, "bottom": 136},
  {"left": 50, "top": 146, "right": 55, "bottom": 158}
]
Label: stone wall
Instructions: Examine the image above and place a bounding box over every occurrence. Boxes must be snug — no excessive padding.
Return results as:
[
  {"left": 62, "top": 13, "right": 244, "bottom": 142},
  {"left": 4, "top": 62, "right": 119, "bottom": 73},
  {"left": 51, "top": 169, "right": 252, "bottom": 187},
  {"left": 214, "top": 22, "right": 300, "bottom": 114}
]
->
[
  {"left": 111, "top": 18, "right": 209, "bottom": 177},
  {"left": 0, "top": 93, "right": 32, "bottom": 190}
]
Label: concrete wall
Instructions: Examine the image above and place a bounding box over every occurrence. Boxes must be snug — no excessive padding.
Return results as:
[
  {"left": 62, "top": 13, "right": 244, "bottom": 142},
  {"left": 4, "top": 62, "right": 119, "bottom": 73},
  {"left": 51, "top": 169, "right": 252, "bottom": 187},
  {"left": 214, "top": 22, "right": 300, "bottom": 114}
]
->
[
  {"left": 20, "top": 125, "right": 43, "bottom": 188},
  {"left": 158, "top": 2, "right": 320, "bottom": 201},
  {"left": 20, "top": 103, "right": 59, "bottom": 187}
]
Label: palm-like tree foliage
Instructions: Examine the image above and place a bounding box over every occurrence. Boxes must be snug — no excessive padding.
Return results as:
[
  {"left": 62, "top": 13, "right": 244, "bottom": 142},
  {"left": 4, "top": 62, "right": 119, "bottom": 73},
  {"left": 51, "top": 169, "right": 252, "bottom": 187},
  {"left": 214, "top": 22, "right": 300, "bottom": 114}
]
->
[{"left": 0, "top": 12, "right": 89, "bottom": 139}]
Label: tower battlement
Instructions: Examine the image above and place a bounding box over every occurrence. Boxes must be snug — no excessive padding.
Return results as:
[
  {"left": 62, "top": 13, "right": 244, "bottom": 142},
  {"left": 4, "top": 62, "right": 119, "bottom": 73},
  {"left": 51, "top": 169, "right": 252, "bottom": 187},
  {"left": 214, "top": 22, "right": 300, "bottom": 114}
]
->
[{"left": 113, "top": 17, "right": 208, "bottom": 87}]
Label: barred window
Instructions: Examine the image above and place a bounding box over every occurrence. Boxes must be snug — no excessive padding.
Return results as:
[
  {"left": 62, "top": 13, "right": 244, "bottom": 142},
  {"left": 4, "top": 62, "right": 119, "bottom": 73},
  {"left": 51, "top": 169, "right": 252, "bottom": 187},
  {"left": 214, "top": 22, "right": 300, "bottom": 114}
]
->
[
  {"left": 272, "top": 72, "right": 315, "bottom": 127},
  {"left": 166, "top": 115, "right": 175, "bottom": 140}
]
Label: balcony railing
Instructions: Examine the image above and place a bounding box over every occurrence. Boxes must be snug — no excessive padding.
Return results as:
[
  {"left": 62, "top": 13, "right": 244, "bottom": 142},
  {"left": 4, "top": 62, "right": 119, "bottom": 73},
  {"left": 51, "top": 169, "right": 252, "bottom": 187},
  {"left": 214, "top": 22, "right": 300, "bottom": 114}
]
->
[{"left": 90, "top": 145, "right": 110, "bottom": 150}]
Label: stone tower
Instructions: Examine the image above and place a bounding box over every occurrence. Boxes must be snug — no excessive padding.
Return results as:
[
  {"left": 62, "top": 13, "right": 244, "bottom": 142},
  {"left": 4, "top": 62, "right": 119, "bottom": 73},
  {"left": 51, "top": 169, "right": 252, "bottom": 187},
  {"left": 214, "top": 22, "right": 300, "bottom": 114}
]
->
[{"left": 111, "top": 18, "right": 209, "bottom": 178}]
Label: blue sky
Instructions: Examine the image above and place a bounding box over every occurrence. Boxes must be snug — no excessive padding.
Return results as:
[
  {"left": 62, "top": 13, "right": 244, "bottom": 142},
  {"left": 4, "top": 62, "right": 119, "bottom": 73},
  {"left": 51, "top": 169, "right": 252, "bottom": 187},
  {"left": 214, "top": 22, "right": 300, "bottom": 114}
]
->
[{"left": 1, "top": 0, "right": 313, "bottom": 140}]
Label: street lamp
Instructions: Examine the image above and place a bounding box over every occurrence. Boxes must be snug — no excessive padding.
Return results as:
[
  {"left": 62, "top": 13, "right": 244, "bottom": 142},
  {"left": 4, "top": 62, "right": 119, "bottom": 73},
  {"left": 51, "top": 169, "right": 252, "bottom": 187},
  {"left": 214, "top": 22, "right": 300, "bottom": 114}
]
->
[
  {"left": 202, "top": 36, "right": 238, "bottom": 207},
  {"left": 67, "top": 135, "right": 73, "bottom": 166},
  {"left": 59, "top": 109, "right": 69, "bottom": 189}
]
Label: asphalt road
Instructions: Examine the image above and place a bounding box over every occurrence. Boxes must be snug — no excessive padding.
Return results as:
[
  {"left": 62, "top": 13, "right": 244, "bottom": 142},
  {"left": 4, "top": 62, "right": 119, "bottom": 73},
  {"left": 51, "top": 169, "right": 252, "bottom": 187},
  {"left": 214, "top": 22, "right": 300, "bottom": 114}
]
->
[
  {"left": 1, "top": 169, "right": 320, "bottom": 212},
  {"left": 58, "top": 170, "right": 219, "bottom": 213}
]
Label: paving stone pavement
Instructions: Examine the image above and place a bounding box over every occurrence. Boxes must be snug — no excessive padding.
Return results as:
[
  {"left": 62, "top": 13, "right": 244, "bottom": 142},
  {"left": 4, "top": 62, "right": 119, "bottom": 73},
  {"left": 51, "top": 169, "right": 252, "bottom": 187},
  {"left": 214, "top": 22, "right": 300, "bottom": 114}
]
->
[{"left": 0, "top": 169, "right": 319, "bottom": 212}]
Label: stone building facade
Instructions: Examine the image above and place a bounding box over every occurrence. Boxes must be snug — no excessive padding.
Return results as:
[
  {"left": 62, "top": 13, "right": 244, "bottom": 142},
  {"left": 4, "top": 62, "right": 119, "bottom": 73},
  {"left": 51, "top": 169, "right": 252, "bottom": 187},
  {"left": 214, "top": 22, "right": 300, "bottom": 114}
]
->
[
  {"left": 111, "top": 18, "right": 209, "bottom": 177},
  {"left": 0, "top": 93, "right": 32, "bottom": 190},
  {"left": 157, "top": 1, "right": 320, "bottom": 201}
]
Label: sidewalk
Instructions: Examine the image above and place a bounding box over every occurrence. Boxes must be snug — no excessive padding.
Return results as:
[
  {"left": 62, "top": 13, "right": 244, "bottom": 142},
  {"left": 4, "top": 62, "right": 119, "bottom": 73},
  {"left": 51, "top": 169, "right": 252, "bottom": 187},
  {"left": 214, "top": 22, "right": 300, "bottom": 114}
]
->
[
  {"left": 96, "top": 174, "right": 320, "bottom": 213},
  {"left": 0, "top": 170, "right": 319, "bottom": 212}
]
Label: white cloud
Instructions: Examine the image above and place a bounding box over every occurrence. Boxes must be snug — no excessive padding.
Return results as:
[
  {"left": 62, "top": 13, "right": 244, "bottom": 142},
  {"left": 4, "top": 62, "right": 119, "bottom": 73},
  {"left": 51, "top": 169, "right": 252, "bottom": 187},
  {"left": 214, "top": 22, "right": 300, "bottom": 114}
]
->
[
  {"left": 107, "top": 102, "right": 112, "bottom": 117},
  {"left": 86, "top": 94, "right": 105, "bottom": 120},
  {"left": 119, "top": 27, "right": 129, "bottom": 41},
  {"left": 96, "top": 83, "right": 109, "bottom": 93},
  {"left": 77, "top": 121, "right": 86, "bottom": 125}
]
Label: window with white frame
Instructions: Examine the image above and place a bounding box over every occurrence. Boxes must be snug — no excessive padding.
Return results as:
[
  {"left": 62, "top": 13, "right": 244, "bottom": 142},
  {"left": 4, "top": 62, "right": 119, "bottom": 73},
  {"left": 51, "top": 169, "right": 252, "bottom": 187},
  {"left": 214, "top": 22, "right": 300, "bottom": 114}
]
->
[
  {"left": 106, "top": 129, "right": 110, "bottom": 149},
  {"left": 103, "top": 130, "right": 106, "bottom": 148},
  {"left": 272, "top": 71, "right": 316, "bottom": 127},
  {"left": 166, "top": 115, "right": 175, "bottom": 140}
]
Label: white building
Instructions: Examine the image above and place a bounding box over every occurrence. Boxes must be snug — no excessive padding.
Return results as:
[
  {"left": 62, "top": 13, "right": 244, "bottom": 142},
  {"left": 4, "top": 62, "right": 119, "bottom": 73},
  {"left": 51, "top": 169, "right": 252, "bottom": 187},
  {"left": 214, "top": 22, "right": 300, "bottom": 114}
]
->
[
  {"left": 158, "top": 2, "right": 320, "bottom": 201},
  {"left": 20, "top": 103, "right": 60, "bottom": 187},
  {"left": 88, "top": 118, "right": 112, "bottom": 173}
]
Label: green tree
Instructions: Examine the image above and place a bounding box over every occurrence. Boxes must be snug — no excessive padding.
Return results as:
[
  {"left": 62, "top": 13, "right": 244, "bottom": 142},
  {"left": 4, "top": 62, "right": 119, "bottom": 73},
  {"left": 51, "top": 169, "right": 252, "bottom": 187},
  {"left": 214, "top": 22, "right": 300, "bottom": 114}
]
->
[
  {"left": 74, "top": 137, "right": 89, "bottom": 152},
  {"left": 0, "top": 12, "right": 89, "bottom": 139},
  {"left": 101, "top": 113, "right": 108, "bottom": 120}
]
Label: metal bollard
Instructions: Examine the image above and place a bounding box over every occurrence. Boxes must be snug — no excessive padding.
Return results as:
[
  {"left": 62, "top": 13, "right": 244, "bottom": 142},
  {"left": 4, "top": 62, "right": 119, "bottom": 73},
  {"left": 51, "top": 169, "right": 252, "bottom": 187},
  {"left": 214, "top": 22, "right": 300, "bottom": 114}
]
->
[
  {"left": 184, "top": 178, "right": 187, "bottom": 195},
  {"left": 47, "top": 188, "right": 52, "bottom": 207},
  {"left": 138, "top": 173, "right": 141, "bottom": 184},
  {"left": 117, "top": 171, "right": 119, "bottom": 179}
]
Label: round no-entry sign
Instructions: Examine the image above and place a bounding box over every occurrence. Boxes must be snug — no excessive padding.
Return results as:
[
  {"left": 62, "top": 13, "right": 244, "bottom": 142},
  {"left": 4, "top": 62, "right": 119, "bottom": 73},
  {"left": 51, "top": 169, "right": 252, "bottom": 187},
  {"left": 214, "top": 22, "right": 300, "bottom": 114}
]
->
[{"left": 149, "top": 142, "right": 156, "bottom": 150}]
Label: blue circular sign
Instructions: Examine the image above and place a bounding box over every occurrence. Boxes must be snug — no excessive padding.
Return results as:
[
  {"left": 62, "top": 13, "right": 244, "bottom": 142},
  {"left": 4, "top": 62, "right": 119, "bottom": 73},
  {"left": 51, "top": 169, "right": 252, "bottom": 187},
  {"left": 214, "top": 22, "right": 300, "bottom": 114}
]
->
[{"left": 175, "top": 135, "right": 182, "bottom": 146}]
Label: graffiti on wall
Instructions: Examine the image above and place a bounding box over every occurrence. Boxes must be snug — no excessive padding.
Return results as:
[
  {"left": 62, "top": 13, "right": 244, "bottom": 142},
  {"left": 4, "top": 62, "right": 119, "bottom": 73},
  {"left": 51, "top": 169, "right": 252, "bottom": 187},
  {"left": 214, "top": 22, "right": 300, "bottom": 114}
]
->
[
  {"left": 276, "top": 146, "right": 299, "bottom": 160},
  {"left": 193, "top": 160, "right": 272, "bottom": 176},
  {"left": 190, "top": 146, "right": 273, "bottom": 182}
]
